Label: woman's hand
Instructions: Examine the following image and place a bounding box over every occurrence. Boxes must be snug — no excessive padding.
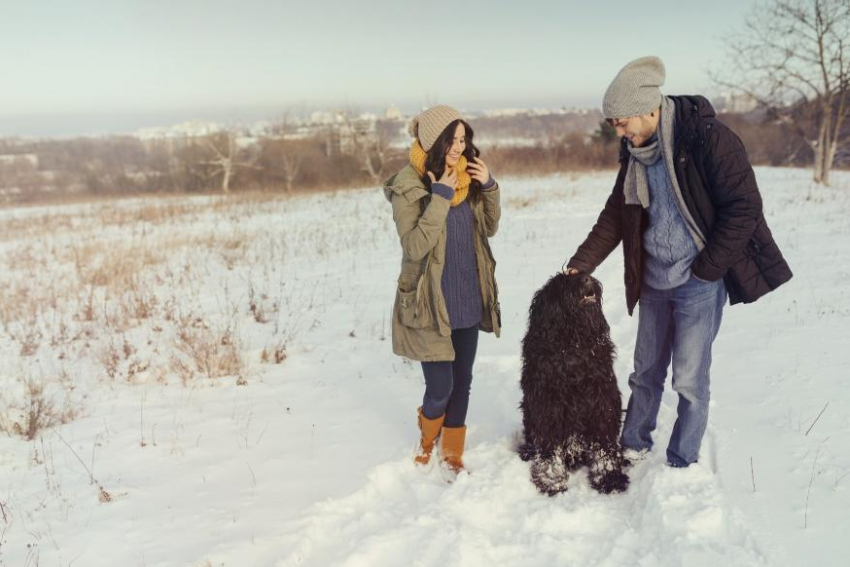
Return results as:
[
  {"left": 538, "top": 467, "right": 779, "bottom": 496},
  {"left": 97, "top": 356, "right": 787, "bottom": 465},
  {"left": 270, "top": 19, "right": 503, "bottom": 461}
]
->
[
  {"left": 467, "top": 156, "right": 490, "bottom": 184},
  {"left": 427, "top": 168, "right": 458, "bottom": 190}
]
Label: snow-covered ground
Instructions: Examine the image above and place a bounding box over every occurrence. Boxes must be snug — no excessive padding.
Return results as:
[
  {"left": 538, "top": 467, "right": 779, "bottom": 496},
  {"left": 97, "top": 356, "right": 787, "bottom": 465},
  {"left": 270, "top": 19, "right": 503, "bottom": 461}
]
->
[{"left": 0, "top": 168, "right": 847, "bottom": 567}]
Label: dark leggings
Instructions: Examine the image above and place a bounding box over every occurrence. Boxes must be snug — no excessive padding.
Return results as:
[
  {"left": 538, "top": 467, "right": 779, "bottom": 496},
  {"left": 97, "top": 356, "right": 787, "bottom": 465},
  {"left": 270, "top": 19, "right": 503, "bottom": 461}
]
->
[{"left": 420, "top": 325, "right": 479, "bottom": 428}]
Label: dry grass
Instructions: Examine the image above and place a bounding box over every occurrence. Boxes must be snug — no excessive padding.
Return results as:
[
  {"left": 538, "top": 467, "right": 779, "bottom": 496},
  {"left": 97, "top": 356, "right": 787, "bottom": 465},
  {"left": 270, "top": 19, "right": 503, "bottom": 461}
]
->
[
  {"left": 99, "top": 339, "right": 122, "bottom": 380},
  {"left": 261, "top": 341, "right": 287, "bottom": 364},
  {"left": 173, "top": 315, "right": 244, "bottom": 384},
  {"left": 248, "top": 281, "right": 280, "bottom": 325},
  {"left": 0, "top": 281, "right": 40, "bottom": 332},
  {"left": 0, "top": 375, "right": 78, "bottom": 440},
  {"left": 505, "top": 194, "right": 540, "bottom": 209},
  {"left": 0, "top": 190, "right": 308, "bottom": 433},
  {"left": 71, "top": 241, "right": 166, "bottom": 290}
]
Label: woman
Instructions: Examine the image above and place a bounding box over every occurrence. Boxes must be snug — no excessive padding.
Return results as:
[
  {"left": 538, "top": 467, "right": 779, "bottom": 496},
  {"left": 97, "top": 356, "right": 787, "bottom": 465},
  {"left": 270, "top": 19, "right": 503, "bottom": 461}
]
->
[{"left": 382, "top": 105, "right": 501, "bottom": 480}]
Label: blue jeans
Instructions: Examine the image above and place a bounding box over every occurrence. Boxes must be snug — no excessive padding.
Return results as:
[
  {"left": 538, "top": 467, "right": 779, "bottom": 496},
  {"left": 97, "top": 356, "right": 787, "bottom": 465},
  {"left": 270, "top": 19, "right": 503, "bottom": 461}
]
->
[
  {"left": 620, "top": 274, "right": 727, "bottom": 466},
  {"left": 421, "top": 325, "right": 479, "bottom": 428}
]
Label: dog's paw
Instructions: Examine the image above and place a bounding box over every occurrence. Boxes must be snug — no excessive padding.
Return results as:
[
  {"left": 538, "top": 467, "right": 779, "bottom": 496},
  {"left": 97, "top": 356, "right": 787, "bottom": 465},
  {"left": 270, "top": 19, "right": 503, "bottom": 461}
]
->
[
  {"left": 537, "top": 483, "right": 568, "bottom": 497},
  {"left": 532, "top": 473, "right": 569, "bottom": 497},
  {"left": 590, "top": 469, "right": 630, "bottom": 494},
  {"left": 517, "top": 442, "right": 536, "bottom": 462},
  {"left": 530, "top": 457, "right": 570, "bottom": 496}
]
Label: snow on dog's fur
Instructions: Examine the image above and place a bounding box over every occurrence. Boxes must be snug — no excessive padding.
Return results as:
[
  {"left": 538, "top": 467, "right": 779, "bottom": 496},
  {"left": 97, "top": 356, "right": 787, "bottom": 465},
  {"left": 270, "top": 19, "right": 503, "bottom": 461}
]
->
[{"left": 518, "top": 272, "right": 629, "bottom": 495}]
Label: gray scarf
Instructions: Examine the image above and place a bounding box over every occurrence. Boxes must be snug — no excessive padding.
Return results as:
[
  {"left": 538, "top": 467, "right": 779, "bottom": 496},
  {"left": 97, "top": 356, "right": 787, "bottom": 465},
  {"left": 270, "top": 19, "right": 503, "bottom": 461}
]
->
[{"left": 623, "top": 96, "right": 706, "bottom": 250}]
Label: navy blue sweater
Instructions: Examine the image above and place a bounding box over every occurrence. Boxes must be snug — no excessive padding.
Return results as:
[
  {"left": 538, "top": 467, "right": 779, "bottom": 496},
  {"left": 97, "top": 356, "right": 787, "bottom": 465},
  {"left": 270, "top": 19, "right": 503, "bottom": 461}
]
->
[{"left": 431, "top": 177, "right": 495, "bottom": 329}]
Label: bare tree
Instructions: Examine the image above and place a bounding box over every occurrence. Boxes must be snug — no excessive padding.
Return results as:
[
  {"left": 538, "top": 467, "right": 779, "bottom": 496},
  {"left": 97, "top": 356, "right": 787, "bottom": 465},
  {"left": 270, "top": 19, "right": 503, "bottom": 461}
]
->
[
  {"left": 280, "top": 150, "right": 301, "bottom": 193},
  {"left": 278, "top": 112, "right": 302, "bottom": 193},
  {"left": 359, "top": 130, "right": 395, "bottom": 184},
  {"left": 716, "top": 0, "right": 850, "bottom": 185},
  {"left": 339, "top": 110, "right": 401, "bottom": 184},
  {"left": 201, "top": 130, "right": 261, "bottom": 193}
]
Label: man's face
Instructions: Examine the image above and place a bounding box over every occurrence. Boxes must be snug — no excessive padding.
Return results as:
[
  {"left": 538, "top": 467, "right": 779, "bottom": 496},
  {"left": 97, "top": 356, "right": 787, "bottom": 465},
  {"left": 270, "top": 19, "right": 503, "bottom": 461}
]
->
[{"left": 607, "top": 111, "right": 659, "bottom": 148}]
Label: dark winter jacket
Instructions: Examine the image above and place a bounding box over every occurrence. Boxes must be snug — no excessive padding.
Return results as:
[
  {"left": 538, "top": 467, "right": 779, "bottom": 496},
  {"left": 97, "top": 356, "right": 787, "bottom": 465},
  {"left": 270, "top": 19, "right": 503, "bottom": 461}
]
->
[{"left": 568, "top": 95, "right": 792, "bottom": 314}]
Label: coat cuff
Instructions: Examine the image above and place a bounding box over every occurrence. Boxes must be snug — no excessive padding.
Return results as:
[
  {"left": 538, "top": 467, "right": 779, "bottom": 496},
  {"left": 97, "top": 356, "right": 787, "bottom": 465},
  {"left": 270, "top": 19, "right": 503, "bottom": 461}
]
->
[
  {"left": 691, "top": 255, "right": 725, "bottom": 282},
  {"left": 566, "top": 258, "right": 595, "bottom": 274},
  {"left": 431, "top": 183, "right": 455, "bottom": 201},
  {"left": 482, "top": 175, "right": 496, "bottom": 191}
]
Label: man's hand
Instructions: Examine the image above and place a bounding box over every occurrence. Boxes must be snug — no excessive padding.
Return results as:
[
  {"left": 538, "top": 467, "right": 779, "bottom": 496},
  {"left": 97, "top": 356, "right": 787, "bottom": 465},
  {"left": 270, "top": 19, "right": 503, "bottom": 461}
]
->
[{"left": 563, "top": 267, "right": 580, "bottom": 275}]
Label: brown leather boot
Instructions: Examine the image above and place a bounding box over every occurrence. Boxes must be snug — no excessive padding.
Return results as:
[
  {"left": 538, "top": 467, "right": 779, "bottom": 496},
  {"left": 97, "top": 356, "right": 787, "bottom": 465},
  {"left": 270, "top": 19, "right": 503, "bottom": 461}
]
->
[
  {"left": 440, "top": 425, "right": 467, "bottom": 480},
  {"left": 414, "top": 407, "right": 445, "bottom": 467}
]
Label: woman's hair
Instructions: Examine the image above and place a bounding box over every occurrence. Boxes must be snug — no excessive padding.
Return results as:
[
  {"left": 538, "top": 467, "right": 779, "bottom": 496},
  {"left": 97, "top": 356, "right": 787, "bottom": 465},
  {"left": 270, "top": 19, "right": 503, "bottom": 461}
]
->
[{"left": 421, "top": 119, "right": 482, "bottom": 203}]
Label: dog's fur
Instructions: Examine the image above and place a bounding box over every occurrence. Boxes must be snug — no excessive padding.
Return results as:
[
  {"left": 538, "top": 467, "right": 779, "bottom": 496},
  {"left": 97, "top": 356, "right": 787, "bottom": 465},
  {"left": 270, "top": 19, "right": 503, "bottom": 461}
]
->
[{"left": 518, "top": 272, "right": 629, "bottom": 495}]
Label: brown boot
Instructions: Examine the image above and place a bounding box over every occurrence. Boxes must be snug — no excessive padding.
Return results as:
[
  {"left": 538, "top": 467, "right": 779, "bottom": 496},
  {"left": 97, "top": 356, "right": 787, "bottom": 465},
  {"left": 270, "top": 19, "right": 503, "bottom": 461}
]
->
[
  {"left": 440, "top": 425, "right": 467, "bottom": 480},
  {"left": 414, "top": 407, "right": 445, "bottom": 467}
]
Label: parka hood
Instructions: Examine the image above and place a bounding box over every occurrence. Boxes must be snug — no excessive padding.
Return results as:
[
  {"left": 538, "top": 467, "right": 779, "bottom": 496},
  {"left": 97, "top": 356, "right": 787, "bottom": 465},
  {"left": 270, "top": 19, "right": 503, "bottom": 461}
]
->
[{"left": 383, "top": 164, "right": 427, "bottom": 203}]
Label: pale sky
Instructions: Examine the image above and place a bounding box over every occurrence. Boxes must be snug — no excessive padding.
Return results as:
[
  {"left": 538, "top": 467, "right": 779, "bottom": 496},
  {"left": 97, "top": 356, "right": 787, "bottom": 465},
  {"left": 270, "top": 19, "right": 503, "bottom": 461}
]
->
[{"left": 0, "top": 0, "right": 756, "bottom": 136}]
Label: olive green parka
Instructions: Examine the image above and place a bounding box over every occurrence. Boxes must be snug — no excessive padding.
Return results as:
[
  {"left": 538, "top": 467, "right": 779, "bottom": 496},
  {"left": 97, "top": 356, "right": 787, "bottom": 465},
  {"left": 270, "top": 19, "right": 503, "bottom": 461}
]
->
[{"left": 383, "top": 164, "right": 501, "bottom": 362}]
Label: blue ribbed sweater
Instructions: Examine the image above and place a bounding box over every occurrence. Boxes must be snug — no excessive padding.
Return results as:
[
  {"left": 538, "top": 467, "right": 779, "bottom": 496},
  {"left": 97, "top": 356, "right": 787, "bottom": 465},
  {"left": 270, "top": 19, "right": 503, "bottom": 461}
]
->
[
  {"left": 643, "top": 157, "right": 699, "bottom": 289},
  {"left": 431, "top": 177, "right": 495, "bottom": 329}
]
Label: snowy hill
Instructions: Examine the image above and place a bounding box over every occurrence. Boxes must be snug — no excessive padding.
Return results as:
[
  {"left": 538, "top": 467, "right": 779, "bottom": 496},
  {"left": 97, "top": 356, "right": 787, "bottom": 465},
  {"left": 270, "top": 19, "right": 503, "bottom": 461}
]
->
[{"left": 0, "top": 168, "right": 847, "bottom": 566}]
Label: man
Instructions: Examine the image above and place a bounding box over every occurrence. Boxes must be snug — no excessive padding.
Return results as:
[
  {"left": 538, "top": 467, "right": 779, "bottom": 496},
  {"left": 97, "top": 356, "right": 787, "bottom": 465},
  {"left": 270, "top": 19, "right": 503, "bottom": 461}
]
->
[{"left": 565, "top": 56, "right": 792, "bottom": 468}]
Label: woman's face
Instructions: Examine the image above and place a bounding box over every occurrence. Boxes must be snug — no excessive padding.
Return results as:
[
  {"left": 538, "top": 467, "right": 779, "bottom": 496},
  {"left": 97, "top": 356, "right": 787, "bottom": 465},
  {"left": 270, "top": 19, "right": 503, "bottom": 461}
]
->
[{"left": 445, "top": 122, "right": 466, "bottom": 168}]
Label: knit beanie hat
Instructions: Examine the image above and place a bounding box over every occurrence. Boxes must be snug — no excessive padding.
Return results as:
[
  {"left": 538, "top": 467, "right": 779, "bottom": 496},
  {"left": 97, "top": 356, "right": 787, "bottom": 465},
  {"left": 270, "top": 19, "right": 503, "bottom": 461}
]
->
[
  {"left": 602, "top": 56, "right": 665, "bottom": 120},
  {"left": 408, "top": 105, "right": 462, "bottom": 151}
]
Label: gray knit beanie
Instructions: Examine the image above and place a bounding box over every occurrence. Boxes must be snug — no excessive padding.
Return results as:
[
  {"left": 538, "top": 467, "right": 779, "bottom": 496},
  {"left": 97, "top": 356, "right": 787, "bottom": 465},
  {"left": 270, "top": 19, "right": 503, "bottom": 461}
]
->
[
  {"left": 408, "top": 105, "right": 462, "bottom": 151},
  {"left": 602, "top": 56, "right": 665, "bottom": 120}
]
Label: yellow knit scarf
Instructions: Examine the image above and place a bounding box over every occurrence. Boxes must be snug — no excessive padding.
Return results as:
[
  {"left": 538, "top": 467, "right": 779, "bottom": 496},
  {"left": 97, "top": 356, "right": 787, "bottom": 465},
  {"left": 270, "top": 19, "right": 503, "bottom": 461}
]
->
[{"left": 409, "top": 140, "right": 470, "bottom": 207}]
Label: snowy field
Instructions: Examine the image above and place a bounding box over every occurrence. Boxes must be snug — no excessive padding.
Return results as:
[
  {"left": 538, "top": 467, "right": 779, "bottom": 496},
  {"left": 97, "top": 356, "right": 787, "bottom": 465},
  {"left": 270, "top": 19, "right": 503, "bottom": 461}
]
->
[{"left": 0, "top": 168, "right": 847, "bottom": 567}]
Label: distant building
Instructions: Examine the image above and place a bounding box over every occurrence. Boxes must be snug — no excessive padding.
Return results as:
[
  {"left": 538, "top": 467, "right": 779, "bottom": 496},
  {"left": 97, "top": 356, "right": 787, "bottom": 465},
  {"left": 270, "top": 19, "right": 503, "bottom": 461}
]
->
[
  {"left": 716, "top": 92, "right": 759, "bottom": 113},
  {"left": 483, "top": 108, "right": 528, "bottom": 118},
  {"left": 0, "top": 153, "right": 38, "bottom": 168},
  {"left": 480, "top": 107, "right": 595, "bottom": 118},
  {"left": 133, "top": 121, "right": 226, "bottom": 151},
  {"left": 136, "top": 120, "right": 222, "bottom": 140},
  {"left": 247, "top": 121, "right": 273, "bottom": 137},
  {"left": 310, "top": 111, "right": 336, "bottom": 125},
  {"left": 385, "top": 105, "right": 402, "bottom": 120},
  {"left": 325, "top": 118, "right": 377, "bottom": 156}
]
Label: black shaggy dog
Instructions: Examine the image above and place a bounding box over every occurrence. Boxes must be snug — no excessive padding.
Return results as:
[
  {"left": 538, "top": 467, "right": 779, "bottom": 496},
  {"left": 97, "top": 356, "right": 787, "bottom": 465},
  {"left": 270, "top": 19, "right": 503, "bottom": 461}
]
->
[{"left": 518, "top": 272, "right": 629, "bottom": 496}]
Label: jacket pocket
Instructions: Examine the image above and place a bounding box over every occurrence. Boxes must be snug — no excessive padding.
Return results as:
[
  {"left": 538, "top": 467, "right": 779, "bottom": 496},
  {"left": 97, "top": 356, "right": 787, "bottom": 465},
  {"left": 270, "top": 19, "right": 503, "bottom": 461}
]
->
[
  {"left": 398, "top": 280, "right": 431, "bottom": 329},
  {"left": 746, "top": 238, "right": 761, "bottom": 257}
]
